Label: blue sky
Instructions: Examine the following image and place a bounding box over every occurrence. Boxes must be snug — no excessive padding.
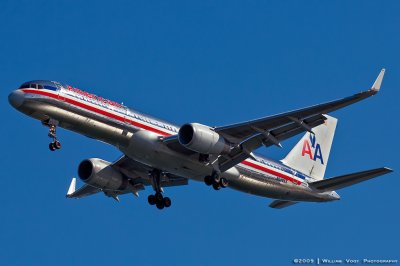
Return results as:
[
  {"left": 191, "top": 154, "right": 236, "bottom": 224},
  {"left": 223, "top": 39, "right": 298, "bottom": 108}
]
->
[{"left": 1, "top": 1, "right": 399, "bottom": 265}]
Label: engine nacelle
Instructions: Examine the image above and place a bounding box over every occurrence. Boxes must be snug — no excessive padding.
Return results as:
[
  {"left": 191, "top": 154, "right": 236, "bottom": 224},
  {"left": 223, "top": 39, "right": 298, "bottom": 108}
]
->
[
  {"left": 178, "top": 123, "right": 230, "bottom": 154},
  {"left": 78, "top": 158, "right": 128, "bottom": 191}
]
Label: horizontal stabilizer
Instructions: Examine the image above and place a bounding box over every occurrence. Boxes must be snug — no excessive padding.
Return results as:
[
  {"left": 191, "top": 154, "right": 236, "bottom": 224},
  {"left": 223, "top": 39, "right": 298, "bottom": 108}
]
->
[
  {"left": 309, "top": 167, "right": 393, "bottom": 192},
  {"left": 269, "top": 200, "right": 299, "bottom": 209}
]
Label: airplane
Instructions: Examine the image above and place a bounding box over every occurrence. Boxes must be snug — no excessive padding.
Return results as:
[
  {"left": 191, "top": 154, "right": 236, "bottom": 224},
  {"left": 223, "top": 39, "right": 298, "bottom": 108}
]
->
[{"left": 8, "top": 69, "right": 392, "bottom": 209}]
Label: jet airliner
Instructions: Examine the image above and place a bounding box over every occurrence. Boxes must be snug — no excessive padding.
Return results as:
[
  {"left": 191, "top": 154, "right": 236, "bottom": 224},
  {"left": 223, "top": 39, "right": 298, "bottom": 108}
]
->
[{"left": 8, "top": 69, "right": 392, "bottom": 209}]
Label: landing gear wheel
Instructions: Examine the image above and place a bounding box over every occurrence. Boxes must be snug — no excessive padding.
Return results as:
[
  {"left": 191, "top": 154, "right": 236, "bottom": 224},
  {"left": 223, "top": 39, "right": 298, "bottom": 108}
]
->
[
  {"left": 156, "top": 202, "right": 165, "bottom": 210},
  {"left": 212, "top": 173, "right": 221, "bottom": 184},
  {"left": 148, "top": 194, "right": 156, "bottom": 205},
  {"left": 54, "top": 140, "right": 61, "bottom": 150},
  {"left": 219, "top": 178, "right": 228, "bottom": 188},
  {"left": 212, "top": 183, "right": 221, "bottom": 190},
  {"left": 149, "top": 170, "right": 172, "bottom": 210},
  {"left": 205, "top": 171, "right": 227, "bottom": 191},
  {"left": 43, "top": 119, "right": 62, "bottom": 152},
  {"left": 204, "top": 176, "right": 213, "bottom": 186},
  {"left": 163, "top": 197, "right": 172, "bottom": 208},
  {"left": 49, "top": 142, "right": 56, "bottom": 151}
]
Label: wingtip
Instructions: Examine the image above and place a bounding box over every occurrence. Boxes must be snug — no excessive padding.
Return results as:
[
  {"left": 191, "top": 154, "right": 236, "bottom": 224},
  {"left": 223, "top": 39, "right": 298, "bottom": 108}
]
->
[
  {"left": 383, "top": 167, "right": 394, "bottom": 173},
  {"left": 370, "top": 68, "right": 385, "bottom": 92},
  {"left": 66, "top": 177, "right": 77, "bottom": 197}
]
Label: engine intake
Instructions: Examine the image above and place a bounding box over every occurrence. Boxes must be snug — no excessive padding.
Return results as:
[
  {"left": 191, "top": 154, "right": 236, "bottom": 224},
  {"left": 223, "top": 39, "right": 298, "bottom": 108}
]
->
[
  {"left": 78, "top": 158, "right": 128, "bottom": 191},
  {"left": 178, "top": 123, "right": 230, "bottom": 154}
]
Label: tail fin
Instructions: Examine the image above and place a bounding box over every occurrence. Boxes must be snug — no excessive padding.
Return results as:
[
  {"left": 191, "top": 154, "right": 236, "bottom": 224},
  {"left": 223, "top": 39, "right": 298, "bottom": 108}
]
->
[{"left": 281, "top": 115, "right": 337, "bottom": 181}]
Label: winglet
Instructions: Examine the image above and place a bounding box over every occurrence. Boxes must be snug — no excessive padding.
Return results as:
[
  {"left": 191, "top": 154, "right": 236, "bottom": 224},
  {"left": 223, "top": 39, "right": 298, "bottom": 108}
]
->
[
  {"left": 370, "top": 68, "right": 385, "bottom": 92},
  {"left": 66, "top": 178, "right": 76, "bottom": 197}
]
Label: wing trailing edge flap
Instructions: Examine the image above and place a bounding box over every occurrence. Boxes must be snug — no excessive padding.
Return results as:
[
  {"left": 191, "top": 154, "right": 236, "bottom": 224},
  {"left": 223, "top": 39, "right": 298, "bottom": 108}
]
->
[{"left": 309, "top": 167, "right": 393, "bottom": 192}]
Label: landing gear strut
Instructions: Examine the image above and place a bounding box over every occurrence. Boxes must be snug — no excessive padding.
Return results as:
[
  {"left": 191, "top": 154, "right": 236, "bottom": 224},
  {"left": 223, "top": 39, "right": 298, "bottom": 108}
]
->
[
  {"left": 204, "top": 172, "right": 228, "bottom": 190},
  {"left": 42, "top": 119, "right": 61, "bottom": 151},
  {"left": 147, "top": 170, "right": 171, "bottom": 210}
]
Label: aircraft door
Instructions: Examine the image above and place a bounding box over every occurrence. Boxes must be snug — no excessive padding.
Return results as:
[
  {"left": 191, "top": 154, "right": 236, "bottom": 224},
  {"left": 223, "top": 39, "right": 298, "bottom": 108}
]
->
[
  {"left": 58, "top": 91, "right": 66, "bottom": 102},
  {"left": 56, "top": 83, "right": 66, "bottom": 102},
  {"left": 124, "top": 108, "right": 131, "bottom": 125}
]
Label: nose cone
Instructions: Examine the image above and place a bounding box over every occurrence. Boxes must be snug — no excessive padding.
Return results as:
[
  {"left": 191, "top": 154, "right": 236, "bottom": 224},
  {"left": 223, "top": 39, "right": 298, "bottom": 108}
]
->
[{"left": 8, "top": 90, "right": 24, "bottom": 109}]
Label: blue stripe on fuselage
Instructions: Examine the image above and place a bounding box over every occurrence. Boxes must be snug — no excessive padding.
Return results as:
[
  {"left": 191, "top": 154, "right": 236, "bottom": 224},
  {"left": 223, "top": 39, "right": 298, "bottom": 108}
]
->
[
  {"left": 44, "top": 85, "right": 58, "bottom": 91},
  {"left": 254, "top": 156, "right": 308, "bottom": 180}
]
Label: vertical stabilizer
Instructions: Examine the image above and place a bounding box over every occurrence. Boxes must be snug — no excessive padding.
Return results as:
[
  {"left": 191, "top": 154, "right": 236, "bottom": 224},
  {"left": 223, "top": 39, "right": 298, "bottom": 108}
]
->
[{"left": 281, "top": 115, "right": 337, "bottom": 180}]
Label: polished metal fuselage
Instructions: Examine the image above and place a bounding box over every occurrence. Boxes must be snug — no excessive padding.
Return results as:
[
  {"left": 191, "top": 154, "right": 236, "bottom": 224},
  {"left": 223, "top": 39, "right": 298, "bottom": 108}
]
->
[{"left": 10, "top": 84, "right": 339, "bottom": 203}]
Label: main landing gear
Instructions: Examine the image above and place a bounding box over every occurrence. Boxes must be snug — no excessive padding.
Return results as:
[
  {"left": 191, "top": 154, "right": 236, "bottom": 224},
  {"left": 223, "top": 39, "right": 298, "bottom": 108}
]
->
[
  {"left": 42, "top": 119, "right": 61, "bottom": 151},
  {"left": 204, "top": 172, "right": 228, "bottom": 191},
  {"left": 147, "top": 170, "right": 171, "bottom": 210}
]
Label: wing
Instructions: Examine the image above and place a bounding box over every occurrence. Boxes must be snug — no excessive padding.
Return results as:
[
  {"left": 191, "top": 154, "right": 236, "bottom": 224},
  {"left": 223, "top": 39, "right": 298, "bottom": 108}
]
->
[
  {"left": 216, "top": 69, "right": 385, "bottom": 145},
  {"left": 309, "top": 167, "right": 393, "bottom": 192},
  {"left": 66, "top": 178, "right": 102, "bottom": 199},
  {"left": 166, "top": 69, "right": 385, "bottom": 172},
  {"left": 66, "top": 156, "right": 188, "bottom": 200},
  {"left": 112, "top": 155, "right": 189, "bottom": 187}
]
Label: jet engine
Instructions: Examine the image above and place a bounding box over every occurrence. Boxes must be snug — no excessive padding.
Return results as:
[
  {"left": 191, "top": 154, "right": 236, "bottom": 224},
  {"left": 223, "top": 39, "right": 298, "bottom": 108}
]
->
[
  {"left": 178, "top": 123, "right": 230, "bottom": 154},
  {"left": 78, "top": 158, "right": 128, "bottom": 191}
]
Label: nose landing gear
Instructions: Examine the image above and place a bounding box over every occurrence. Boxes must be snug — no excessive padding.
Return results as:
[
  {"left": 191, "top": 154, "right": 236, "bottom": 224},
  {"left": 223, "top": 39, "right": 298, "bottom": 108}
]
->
[
  {"left": 147, "top": 169, "right": 172, "bottom": 210},
  {"left": 49, "top": 140, "right": 61, "bottom": 151},
  {"left": 42, "top": 119, "right": 61, "bottom": 151}
]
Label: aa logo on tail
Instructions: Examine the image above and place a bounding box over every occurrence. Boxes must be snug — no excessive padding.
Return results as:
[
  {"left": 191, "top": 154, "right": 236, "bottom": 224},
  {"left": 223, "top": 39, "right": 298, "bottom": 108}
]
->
[{"left": 301, "top": 134, "right": 324, "bottom": 164}]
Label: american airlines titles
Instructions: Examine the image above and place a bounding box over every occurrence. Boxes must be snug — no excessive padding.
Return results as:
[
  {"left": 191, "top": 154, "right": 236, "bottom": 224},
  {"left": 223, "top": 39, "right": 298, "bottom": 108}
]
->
[
  {"left": 66, "top": 85, "right": 178, "bottom": 133},
  {"left": 67, "top": 86, "right": 124, "bottom": 110}
]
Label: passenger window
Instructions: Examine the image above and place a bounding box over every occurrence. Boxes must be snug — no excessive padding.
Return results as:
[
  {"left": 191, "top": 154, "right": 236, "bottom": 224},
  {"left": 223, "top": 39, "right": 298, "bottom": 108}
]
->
[
  {"left": 38, "top": 85, "right": 44, "bottom": 89},
  {"left": 30, "top": 84, "right": 37, "bottom": 89}
]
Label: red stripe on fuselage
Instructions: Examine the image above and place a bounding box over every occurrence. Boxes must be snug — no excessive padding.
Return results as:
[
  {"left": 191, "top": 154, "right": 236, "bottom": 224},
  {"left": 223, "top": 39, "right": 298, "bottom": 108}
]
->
[
  {"left": 241, "top": 160, "right": 302, "bottom": 185},
  {"left": 21, "top": 89, "right": 301, "bottom": 185},
  {"left": 21, "top": 89, "right": 172, "bottom": 136}
]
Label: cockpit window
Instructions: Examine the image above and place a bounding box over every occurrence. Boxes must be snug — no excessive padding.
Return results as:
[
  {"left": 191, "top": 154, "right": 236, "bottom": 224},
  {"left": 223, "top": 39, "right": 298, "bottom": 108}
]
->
[
  {"left": 44, "top": 85, "right": 57, "bottom": 91},
  {"left": 19, "top": 83, "right": 29, "bottom": 89},
  {"left": 19, "top": 82, "right": 58, "bottom": 91}
]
